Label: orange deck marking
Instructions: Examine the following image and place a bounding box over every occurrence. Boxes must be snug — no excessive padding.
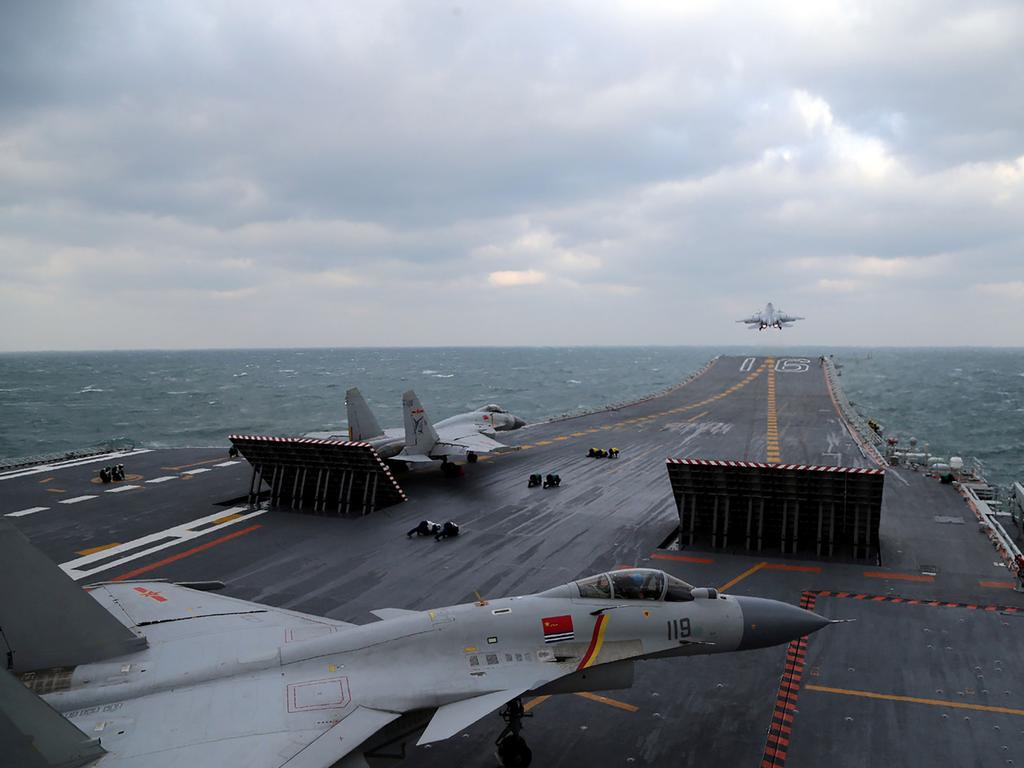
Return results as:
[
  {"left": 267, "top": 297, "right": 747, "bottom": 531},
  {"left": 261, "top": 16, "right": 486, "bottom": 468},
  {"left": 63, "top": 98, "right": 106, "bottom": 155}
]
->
[
  {"left": 979, "top": 580, "right": 1016, "bottom": 589},
  {"left": 763, "top": 563, "right": 823, "bottom": 573},
  {"left": 210, "top": 512, "right": 243, "bottom": 525},
  {"left": 46, "top": 488, "right": 66, "bottom": 493},
  {"left": 805, "top": 684, "right": 1024, "bottom": 717},
  {"left": 863, "top": 571, "right": 935, "bottom": 583},
  {"left": 651, "top": 552, "right": 715, "bottom": 565},
  {"left": 574, "top": 691, "right": 639, "bottom": 712},
  {"left": 523, "top": 695, "right": 550, "bottom": 712},
  {"left": 38, "top": 476, "right": 56, "bottom": 484},
  {"left": 111, "top": 524, "right": 262, "bottom": 581},
  {"left": 719, "top": 562, "right": 767, "bottom": 592},
  {"left": 75, "top": 542, "right": 121, "bottom": 556}
]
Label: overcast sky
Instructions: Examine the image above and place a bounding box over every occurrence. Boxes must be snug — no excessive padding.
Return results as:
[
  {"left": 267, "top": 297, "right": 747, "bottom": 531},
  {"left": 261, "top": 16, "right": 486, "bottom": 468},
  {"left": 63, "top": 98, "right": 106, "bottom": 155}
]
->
[{"left": 1, "top": 1, "right": 1022, "bottom": 350}]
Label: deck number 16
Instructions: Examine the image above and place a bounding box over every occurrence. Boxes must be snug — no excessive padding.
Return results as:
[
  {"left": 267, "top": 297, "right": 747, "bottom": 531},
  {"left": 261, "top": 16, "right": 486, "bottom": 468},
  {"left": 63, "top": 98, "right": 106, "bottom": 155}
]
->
[{"left": 668, "top": 617, "right": 691, "bottom": 641}]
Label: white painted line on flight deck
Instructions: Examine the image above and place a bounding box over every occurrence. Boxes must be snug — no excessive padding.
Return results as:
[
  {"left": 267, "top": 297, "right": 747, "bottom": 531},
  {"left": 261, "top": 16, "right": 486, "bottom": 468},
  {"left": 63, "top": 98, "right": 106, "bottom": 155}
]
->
[
  {"left": 104, "top": 484, "right": 141, "bottom": 494},
  {"left": 5, "top": 506, "right": 49, "bottom": 517},
  {"left": 146, "top": 476, "right": 177, "bottom": 484},
  {"left": 183, "top": 468, "right": 212, "bottom": 475},
  {"left": 60, "top": 506, "right": 267, "bottom": 581},
  {"left": 0, "top": 450, "right": 154, "bottom": 481},
  {"left": 59, "top": 495, "right": 99, "bottom": 505},
  {"left": 214, "top": 461, "right": 241, "bottom": 467}
]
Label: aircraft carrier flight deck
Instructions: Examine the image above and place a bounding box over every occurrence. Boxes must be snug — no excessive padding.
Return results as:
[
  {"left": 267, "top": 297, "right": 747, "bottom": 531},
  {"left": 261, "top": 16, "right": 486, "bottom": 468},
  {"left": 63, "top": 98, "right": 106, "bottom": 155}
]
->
[{"left": 4, "top": 355, "right": 1022, "bottom": 767}]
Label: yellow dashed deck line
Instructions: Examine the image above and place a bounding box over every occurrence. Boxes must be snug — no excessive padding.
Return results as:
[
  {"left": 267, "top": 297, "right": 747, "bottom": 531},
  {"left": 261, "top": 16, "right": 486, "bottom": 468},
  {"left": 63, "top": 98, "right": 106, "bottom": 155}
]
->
[
  {"left": 719, "top": 562, "right": 767, "bottom": 592},
  {"left": 765, "top": 358, "right": 781, "bottom": 463}
]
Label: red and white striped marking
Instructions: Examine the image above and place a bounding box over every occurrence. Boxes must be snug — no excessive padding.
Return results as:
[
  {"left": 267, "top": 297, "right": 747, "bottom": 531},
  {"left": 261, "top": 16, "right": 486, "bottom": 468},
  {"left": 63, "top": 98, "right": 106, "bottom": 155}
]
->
[{"left": 667, "top": 458, "right": 884, "bottom": 475}]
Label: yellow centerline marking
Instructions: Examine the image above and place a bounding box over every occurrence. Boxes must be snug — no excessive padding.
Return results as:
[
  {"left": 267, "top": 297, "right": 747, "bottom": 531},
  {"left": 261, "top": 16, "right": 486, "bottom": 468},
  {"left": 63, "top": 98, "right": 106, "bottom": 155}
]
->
[
  {"left": 805, "top": 685, "right": 1024, "bottom": 717},
  {"left": 574, "top": 691, "right": 639, "bottom": 712},
  {"left": 75, "top": 542, "right": 121, "bottom": 556},
  {"left": 46, "top": 488, "right": 67, "bottom": 493},
  {"left": 161, "top": 458, "right": 224, "bottom": 471},
  {"left": 718, "top": 561, "right": 767, "bottom": 592},
  {"left": 38, "top": 476, "right": 56, "bottom": 484}
]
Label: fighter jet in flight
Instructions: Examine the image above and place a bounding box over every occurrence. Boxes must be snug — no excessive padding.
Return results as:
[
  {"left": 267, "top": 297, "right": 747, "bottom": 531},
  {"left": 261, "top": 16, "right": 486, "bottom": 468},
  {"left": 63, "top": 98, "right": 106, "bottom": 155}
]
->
[
  {"left": 737, "top": 302, "right": 804, "bottom": 330},
  {"left": 307, "top": 388, "right": 526, "bottom": 471},
  {"left": 1, "top": 524, "right": 835, "bottom": 768}
]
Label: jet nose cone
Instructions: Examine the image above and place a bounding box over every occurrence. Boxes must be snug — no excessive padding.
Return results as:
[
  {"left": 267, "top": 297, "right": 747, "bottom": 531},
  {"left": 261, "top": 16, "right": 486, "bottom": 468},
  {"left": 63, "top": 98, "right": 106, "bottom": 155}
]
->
[{"left": 734, "top": 596, "right": 831, "bottom": 651}]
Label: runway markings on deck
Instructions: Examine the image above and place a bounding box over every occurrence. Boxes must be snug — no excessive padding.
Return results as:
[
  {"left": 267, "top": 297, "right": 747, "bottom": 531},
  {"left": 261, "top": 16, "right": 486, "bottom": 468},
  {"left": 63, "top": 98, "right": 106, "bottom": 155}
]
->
[
  {"left": 146, "top": 476, "right": 177, "bottom": 484},
  {"left": 804, "top": 684, "right": 1024, "bottom": 718},
  {"left": 38, "top": 476, "right": 55, "bottom": 483},
  {"left": 574, "top": 691, "right": 639, "bottom": 712},
  {"left": 766, "top": 358, "right": 781, "bottom": 463},
  {"left": 60, "top": 506, "right": 267, "bottom": 581},
  {"left": 5, "top": 506, "right": 49, "bottom": 517},
  {"left": 979, "top": 579, "right": 1016, "bottom": 589},
  {"left": 812, "top": 590, "right": 1019, "bottom": 612},
  {"left": 182, "top": 467, "right": 212, "bottom": 475},
  {"left": 59, "top": 495, "right": 98, "bottom": 505},
  {"left": 523, "top": 692, "right": 639, "bottom": 714},
  {"left": 719, "top": 561, "right": 767, "bottom": 592},
  {"left": 651, "top": 552, "right": 715, "bottom": 565},
  {"left": 109, "top": 523, "right": 264, "bottom": 582},
  {"left": 214, "top": 460, "right": 241, "bottom": 467},
  {"left": 761, "top": 590, "right": 817, "bottom": 768},
  {"left": 0, "top": 449, "right": 153, "bottom": 481},
  {"left": 76, "top": 542, "right": 122, "bottom": 556},
  {"left": 46, "top": 488, "right": 67, "bottom": 493},
  {"left": 863, "top": 570, "right": 935, "bottom": 583},
  {"left": 104, "top": 484, "right": 141, "bottom": 494},
  {"left": 161, "top": 457, "right": 225, "bottom": 471}
]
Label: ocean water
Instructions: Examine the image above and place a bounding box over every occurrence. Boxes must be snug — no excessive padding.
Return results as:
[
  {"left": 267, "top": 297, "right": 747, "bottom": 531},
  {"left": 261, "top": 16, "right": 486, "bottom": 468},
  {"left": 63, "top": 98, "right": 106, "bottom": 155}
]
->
[{"left": 1, "top": 347, "right": 1021, "bottom": 485}]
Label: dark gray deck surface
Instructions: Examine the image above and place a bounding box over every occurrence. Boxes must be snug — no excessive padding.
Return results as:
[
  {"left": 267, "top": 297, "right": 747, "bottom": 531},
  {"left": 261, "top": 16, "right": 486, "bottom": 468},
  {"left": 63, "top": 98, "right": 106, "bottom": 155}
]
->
[{"left": 3, "top": 354, "right": 1022, "bottom": 767}]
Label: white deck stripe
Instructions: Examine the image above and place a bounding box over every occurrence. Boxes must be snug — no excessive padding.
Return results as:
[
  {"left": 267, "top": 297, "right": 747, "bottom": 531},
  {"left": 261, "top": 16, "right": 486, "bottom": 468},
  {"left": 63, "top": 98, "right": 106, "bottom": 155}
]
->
[
  {"left": 5, "top": 506, "right": 49, "bottom": 517},
  {"left": 60, "top": 506, "right": 266, "bottom": 581},
  {"left": 146, "top": 476, "right": 177, "bottom": 484},
  {"left": 183, "top": 468, "right": 212, "bottom": 475},
  {"left": 58, "top": 495, "right": 98, "bottom": 505},
  {"left": 213, "top": 461, "right": 240, "bottom": 467},
  {"left": 104, "top": 484, "right": 141, "bottom": 493},
  {"left": 0, "top": 450, "right": 154, "bottom": 481}
]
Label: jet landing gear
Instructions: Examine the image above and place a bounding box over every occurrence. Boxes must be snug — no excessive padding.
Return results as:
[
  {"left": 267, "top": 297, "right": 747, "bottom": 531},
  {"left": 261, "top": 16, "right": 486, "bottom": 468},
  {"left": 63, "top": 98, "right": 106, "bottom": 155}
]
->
[{"left": 495, "top": 697, "right": 533, "bottom": 767}]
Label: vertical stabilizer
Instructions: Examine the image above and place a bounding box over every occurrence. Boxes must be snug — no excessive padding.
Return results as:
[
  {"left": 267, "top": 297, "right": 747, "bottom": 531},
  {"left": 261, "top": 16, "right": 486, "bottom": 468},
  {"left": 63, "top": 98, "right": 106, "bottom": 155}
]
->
[
  {"left": 346, "top": 387, "right": 384, "bottom": 441},
  {"left": 0, "top": 668, "right": 105, "bottom": 768},
  {"left": 402, "top": 390, "right": 440, "bottom": 455},
  {"left": 0, "top": 522, "right": 147, "bottom": 673}
]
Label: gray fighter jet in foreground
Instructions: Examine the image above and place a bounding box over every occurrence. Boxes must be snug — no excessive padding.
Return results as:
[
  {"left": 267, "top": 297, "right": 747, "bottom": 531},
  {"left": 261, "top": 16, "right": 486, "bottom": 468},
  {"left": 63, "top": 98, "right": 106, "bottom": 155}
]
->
[
  {"left": 309, "top": 388, "right": 525, "bottom": 471},
  {"left": 737, "top": 302, "right": 805, "bottom": 330},
  {"left": 1, "top": 524, "right": 834, "bottom": 768}
]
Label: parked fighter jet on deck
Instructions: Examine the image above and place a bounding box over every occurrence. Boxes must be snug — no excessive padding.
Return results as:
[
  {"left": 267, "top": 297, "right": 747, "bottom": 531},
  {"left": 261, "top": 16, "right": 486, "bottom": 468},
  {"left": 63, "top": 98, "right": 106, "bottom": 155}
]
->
[
  {"left": 737, "top": 302, "right": 804, "bottom": 330},
  {"left": 0, "top": 524, "right": 835, "bottom": 768},
  {"left": 307, "top": 388, "right": 525, "bottom": 471}
]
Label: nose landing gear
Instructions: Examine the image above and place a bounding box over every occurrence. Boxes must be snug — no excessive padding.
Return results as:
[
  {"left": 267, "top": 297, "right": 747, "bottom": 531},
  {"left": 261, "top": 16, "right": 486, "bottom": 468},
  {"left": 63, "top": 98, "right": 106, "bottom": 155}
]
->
[{"left": 495, "top": 697, "right": 533, "bottom": 767}]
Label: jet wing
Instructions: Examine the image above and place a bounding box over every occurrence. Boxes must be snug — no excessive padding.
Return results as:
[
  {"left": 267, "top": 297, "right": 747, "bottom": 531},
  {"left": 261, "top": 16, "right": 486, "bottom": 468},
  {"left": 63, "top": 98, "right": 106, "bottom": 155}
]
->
[
  {"left": 417, "top": 686, "right": 532, "bottom": 745},
  {"left": 88, "top": 581, "right": 357, "bottom": 642},
  {"left": 432, "top": 429, "right": 516, "bottom": 456}
]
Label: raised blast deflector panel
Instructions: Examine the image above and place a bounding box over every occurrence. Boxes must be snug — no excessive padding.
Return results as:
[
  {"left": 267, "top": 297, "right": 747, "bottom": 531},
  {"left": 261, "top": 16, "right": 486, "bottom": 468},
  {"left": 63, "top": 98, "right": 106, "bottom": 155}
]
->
[
  {"left": 229, "top": 435, "right": 407, "bottom": 516},
  {"left": 0, "top": 522, "right": 147, "bottom": 673},
  {"left": 666, "top": 459, "right": 885, "bottom": 560}
]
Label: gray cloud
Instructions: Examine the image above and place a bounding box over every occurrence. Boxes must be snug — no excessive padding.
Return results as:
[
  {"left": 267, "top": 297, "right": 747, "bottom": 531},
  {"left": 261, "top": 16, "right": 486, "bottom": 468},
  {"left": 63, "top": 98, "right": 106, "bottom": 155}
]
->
[{"left": 1, "top": 0, "right": 1022, "bottom": 349}]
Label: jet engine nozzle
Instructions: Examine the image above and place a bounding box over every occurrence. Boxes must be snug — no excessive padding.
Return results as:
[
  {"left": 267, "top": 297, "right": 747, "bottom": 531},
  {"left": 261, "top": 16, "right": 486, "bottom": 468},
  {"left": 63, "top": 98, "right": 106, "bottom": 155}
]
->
[{"left": 733, "top": 596, "right": 831, "bottom": 650}]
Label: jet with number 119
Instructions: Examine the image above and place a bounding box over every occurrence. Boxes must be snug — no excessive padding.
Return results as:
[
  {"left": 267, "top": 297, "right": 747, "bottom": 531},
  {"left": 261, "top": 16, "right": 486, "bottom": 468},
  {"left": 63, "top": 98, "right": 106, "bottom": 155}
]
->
[{"left": 1, "top": 524, "right": 836, "bottom": 768}]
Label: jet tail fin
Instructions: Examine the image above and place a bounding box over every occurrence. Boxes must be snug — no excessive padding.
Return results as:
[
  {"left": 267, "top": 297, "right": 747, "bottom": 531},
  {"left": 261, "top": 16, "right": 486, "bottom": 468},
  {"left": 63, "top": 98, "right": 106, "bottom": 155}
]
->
[
  {"left": 402, "top": 390, "right": 439, "bottom": 455},
  {"left": 0, "top": 522, "right": 147, "bottom": 673},
  {"left": 1, "top": 667, "right": 106, "bottom": 768},
  {"left": 345, "top": 387, "right": 384, "bottom": 441}
]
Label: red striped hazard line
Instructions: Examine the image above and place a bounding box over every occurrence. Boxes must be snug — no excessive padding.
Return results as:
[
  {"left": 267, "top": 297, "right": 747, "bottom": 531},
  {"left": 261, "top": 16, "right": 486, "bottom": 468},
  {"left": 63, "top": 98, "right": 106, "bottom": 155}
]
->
[{"left": 761, "top": 591, "right": 816, "bottom": 768}]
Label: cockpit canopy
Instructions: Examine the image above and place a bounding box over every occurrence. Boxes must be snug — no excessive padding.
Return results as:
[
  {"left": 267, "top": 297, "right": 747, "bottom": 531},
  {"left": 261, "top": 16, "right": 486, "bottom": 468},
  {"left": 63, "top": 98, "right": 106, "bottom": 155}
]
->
[{"left": 574, "top": 568, "right": 695, "bottom": 602}]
